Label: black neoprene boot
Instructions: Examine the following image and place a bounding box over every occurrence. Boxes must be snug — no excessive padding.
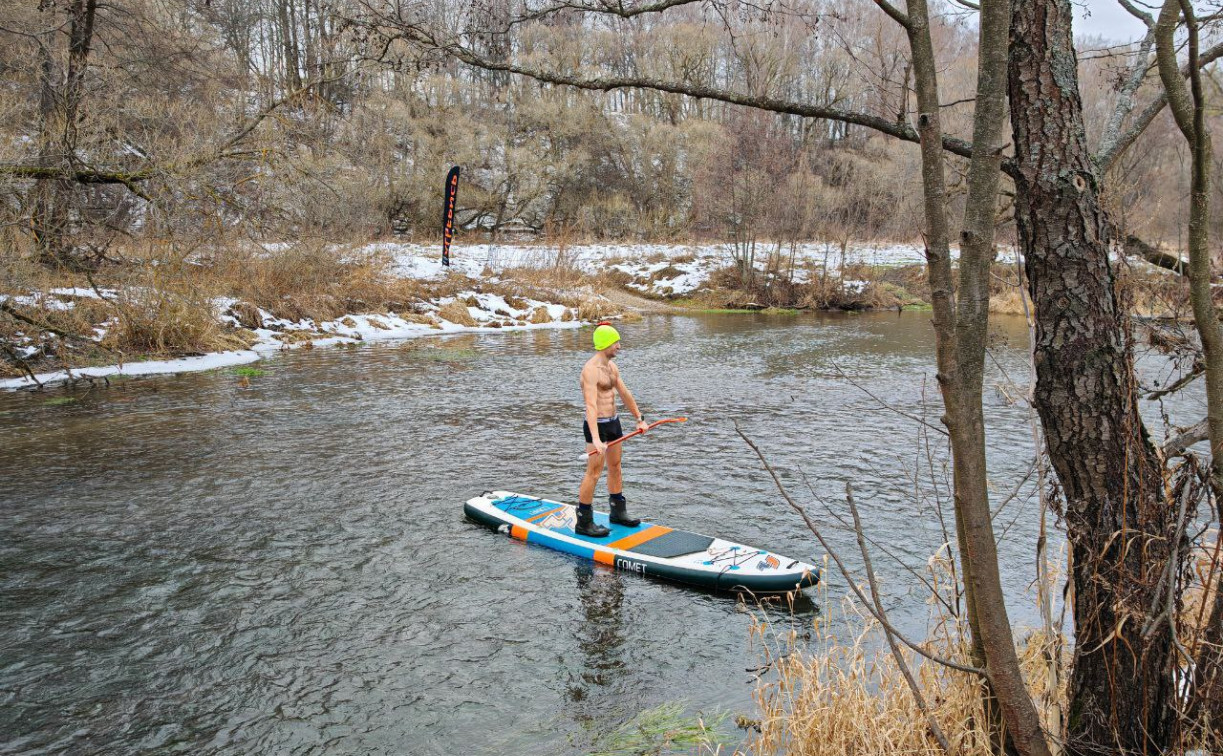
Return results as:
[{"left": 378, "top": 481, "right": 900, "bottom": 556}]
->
[
  {"left": 608, "top": 493, "right": 640, "bottom": 527},
  {"left": 575, "top": 504, "right": 610, "bottom": 538}
]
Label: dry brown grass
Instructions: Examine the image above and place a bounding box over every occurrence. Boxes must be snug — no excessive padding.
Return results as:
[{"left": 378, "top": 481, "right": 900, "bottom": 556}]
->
[
  {"left": 749, "top": 596, "right": 1069, "bottom": 756},
  {"left": 436, "top": 299, "right": 477, "bottom": 326},
  {"left": 577, "top": 297, "right": 614, "bottom": 321},
  {"left": 697, "top": 263, "right": 914, "bottom": 311},
  {"left": 989, "top": 286, "right": 1033, "bottom": 316},
  {"left": 0, "top": 237, "right": 606, "bottom": 378},
  {"left": 748, "top": 536, "right": 1223, "bottom": 756},
  {"left": 213, "top": 242, "right": 470, "bottom": 322},
  {"left": 103, "top": 287, "right": 249, "bottom": 355},
  {"left": 399, "top": 311, "right": 441, "bottom": 327},
  {"left": 501, "top": 260, "right": 590, "bottom": 291},
  {"left": 0, "top": 250, "right": 252, "bottom": 376},
  {"left": 1183, "top": 530, "right": 1221, "bottom": 651}
]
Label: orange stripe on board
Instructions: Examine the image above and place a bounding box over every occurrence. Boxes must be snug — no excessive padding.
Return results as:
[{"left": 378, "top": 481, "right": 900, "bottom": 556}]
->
[
  {"left": 510, "top": 525, "right": 529, "bottom": 541},
  {"left": 607, "top": 525, "right": 672, "bottom": 551},
  {"left": 526, "top": 506, "right": 565, "bottom": 523},
  {"left": 593, "top": 550, "right": 615, "bottom": 565}
]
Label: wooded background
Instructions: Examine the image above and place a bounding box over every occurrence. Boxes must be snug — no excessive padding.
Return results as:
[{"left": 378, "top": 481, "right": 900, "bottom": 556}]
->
[{"left": 1, "top": 0, "right": 1216, "bottom": 263}]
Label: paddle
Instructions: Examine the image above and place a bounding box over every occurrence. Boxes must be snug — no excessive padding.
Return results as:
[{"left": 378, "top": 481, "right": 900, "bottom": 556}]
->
[{"left": 581, "top": 417, "right": 687, "bottom": 460}]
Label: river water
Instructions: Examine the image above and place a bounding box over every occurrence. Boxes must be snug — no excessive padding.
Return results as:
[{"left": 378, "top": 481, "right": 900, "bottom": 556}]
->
[{"left": 0, "top": 312, "right": 1204, "bottom": 754}]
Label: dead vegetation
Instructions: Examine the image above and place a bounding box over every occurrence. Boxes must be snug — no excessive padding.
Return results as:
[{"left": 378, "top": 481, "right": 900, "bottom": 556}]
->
[
  {"left": 745, "top": 542, "right": 1222, "bottom": 756},
  {"left": 7, "top": 234, "right": 1198, "bottom": 382},
  {"left": 749, "top": 607, "right": 1059, "bottom": 756},
  {"left": 0, "top": 240, "right": 605, "bottom": 379}
]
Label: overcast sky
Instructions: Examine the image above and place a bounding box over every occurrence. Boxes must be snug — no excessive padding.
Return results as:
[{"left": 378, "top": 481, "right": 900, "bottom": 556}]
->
[{"left": 1073, "top": 0, "right": 1149, "bottom": 41}]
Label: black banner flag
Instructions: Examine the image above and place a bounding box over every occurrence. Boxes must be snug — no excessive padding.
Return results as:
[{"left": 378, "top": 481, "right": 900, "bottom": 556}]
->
[{"left": 442, "top": 166, "right": 460, "bottom": 266}]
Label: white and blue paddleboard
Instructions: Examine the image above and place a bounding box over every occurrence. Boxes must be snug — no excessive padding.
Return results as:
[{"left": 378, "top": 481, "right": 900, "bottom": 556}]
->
[{"left": 465, "top": 491, "right": 819, "bottom": 593}]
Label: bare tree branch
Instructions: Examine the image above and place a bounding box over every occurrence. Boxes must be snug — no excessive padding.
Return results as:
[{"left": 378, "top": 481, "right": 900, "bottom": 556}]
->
[
  {"left": 1124, "top": 233, "right": 1187, "bottom": 273},
  {"left": 1164, "top": 418, "right": 1209, "bottom": 457},
  {"left": 846, "top": 480, "right": 955, "bottom": 755},
  {"left": 0, "top": 71, "right": 353, "bottom": 200},
  {"left": 1117, "top": 0, "right": 1156, "bottom": 26},
  {"left": 870, "top": 0, "right": 912, "bottom": 29},
  {"left": 1146, "top": 361, "right": 1203, "bottom": 401},
  {"left": 830, "top": 361, "right": 950, "bottom": 436},
  {"left": 0, "top": 343, "right": 43, "bottom": 387},
  {"left": 1096, "top": 40, "right": 1223, "bottom": 174},
  {"left": 505, "top": 0, "right": 709, "bottom": 30},
  {"left": 356, "top": 15, "right": 990, "bottom": 168},
  {"left": 0, "top": 164, "right": 154, "bottom": 199},
  {"left": 0, "top": 301, "right": 105, "bottom": 346},
  {"left": 1095, "top": 23, "right": 1156, "bottom": 162},
  {"left": 734, "top": 421, "right": 987, "bottom": 678}
]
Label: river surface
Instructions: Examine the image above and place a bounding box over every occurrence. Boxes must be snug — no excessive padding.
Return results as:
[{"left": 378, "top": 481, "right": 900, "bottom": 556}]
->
[{"left": 0, "top": 312, "right": 1205, "bottom": 755}]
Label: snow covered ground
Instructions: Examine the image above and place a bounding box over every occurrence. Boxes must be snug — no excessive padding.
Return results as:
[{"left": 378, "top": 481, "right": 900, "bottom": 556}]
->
[
  {"left": 369, "top": 240, "right": 1011, "bottom": 298},
  {"left": 0, "top": 351, "right": 264, "bottom": 389},
  {"left": 1, "top": 239, "right": 949, "bottom": 390},
  {"left": 0, "top": 285, "right": 582, "bottom": 390}
]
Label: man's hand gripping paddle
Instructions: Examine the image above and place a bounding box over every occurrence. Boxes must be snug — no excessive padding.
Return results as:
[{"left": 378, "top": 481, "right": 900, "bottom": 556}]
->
[{"left": 581, "top": 417, "right": 687, "bottom": 460}]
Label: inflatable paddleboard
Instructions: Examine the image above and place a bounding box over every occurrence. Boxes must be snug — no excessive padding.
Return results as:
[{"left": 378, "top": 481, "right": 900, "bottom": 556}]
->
[{"left": 465, "top": 491, "right": 820, "bottom": 593}]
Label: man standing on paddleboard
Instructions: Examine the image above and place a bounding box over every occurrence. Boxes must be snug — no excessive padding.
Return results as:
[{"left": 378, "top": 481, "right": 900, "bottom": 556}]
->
[{"left": 577, "top": 322, "right": 649, "bottom": 537}]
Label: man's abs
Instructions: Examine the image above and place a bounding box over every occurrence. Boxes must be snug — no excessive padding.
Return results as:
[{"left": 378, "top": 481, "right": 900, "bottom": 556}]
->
[{"left": 583, "top": 362, "right": 618, "bottom": 416}]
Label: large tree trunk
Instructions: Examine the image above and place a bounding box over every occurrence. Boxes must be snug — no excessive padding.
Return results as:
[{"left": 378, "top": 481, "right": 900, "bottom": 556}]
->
[{"left": 1008, "top": 1, "right": 1183, "bottom": 752}]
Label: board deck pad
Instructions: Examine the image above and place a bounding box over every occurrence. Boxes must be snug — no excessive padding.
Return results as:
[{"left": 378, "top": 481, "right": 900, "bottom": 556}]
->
[
  {"left": 464, "top": 491, "right": 819, "bottom": 593},
  {"left": 627, "top": 530, "right": 715, "bottom": 558}
]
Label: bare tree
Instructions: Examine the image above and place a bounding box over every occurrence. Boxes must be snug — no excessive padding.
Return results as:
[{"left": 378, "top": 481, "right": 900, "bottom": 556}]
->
[
  {"left": 1154, "top": 0, "right": 1223, "bottom": 734},
  {"left": 1008, "top": 0, "right": 1188, "bottom": 751},
  {"left": 892, "top": 0, "right": 1051, "bottom": 751},
  {"left": 25, "top": 0, "right": 100, "bottom": 268},
  {"left": 340, "top": 1, "right": 1223, "bottom": 753}
]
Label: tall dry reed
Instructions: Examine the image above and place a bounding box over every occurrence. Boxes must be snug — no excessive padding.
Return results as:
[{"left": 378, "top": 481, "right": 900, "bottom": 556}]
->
[{"left": 747, "top": 550, "right": 1070, "bottom": 756}]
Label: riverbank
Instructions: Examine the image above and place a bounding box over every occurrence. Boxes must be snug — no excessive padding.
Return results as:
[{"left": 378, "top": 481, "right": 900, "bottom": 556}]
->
[{"left": 1, "top": 238, "right": 1186, "bottom": 389}]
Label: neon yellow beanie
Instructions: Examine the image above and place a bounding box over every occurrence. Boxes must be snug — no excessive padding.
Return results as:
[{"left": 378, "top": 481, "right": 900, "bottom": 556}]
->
[{"left": 593, "top": 323, "right": 621, "bottom": 351}]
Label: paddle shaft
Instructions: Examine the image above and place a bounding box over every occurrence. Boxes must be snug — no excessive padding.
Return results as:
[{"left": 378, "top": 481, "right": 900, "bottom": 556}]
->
[{"left": 582, "top": 417, "right": 687, "bottom": 459}]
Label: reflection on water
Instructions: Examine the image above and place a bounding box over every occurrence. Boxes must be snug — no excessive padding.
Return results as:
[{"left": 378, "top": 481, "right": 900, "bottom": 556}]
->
[
  {"left": 570, "top": 565, "right": 627, "bottom": 698},
  {"left": 0, "top": 311, "right": 1203, "bottom": 755}
]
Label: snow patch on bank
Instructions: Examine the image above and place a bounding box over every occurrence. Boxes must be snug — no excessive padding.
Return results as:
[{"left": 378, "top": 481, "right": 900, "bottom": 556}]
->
[
  {"left": 0, "top": 350, "right": 261, "bottom": 389},
  {"left": 3, "top": 283, "right": 584, "bottom": 390},
  {"left": 369, "top": 240, "right": 1011, "bottom": 298}
]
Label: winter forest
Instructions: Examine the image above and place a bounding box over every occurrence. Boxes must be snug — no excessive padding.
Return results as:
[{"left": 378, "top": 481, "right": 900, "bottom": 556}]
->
[{"left": 2, "top": 0, "right": 1218, "bottom": 253}]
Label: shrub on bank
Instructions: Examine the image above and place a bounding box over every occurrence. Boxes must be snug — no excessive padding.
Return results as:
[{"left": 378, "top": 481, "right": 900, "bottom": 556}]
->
[{"left": 700, "top": 263, "right": 914, "bottom": 311}]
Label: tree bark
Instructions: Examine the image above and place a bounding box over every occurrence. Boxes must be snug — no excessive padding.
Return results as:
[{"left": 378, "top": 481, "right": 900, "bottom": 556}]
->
[
  {"left": 898, "top": 3, "right": 967, "bottom": 659},
  {"left": 1009, "top": 1, "right": 1182, "bottom": 752}
]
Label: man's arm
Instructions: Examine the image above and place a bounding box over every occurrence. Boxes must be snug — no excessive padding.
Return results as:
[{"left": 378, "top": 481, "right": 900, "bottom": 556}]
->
[
  {"left": 615, "top": 371, "right": 649, "bottom": 432},
  {"left": 581, "top": 365, "right": 607, "bottom": 454}
]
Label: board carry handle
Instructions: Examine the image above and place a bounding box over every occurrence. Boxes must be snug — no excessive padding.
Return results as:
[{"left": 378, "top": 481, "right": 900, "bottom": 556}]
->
[{"left": 581, "top": 417, "right": 687, "bottom": 460}]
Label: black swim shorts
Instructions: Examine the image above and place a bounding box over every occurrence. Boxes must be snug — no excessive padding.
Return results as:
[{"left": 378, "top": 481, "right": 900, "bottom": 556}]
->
[{"left": 583, "top": 416, "right": 624, "bottom": 444}]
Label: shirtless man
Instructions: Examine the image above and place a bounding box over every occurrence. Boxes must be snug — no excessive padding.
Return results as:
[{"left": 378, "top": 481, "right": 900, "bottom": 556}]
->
[{"left": 577, "top": 323, "right": 649, "bottom": 538}]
